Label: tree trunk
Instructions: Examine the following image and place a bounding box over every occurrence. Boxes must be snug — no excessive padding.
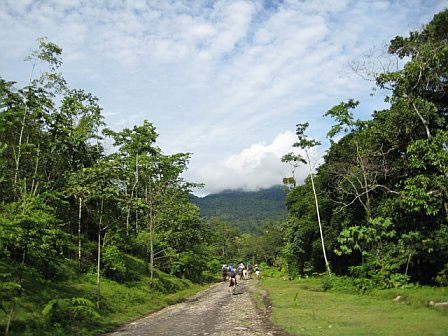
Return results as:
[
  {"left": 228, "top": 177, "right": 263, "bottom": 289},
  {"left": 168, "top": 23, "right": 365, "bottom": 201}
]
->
[
  {"left": 306, "top": 150, "right": 331, "bottom": 276},
  {"left": 14, "top": 62, "right": 36, "bottom": 186},
  {"left": 405, "top": 253, "right": 412, "bottom": 276},
  {"left": 78, "top": 197, "right": 82, "bottom": 267},
  {"left": 412, "top": 102, "right": 432, "bottom": 139},
  {"left": 5, "top": 306, "right": 14, "bottom": 335},
  {"left": 356, "top": 142, "right": 372, "bottom": 220},
  {"left": 126, "top": 154, "right": 139, "bottom": 236},
  {"left": 145, "top": 185, "right": 155, "bottom": 284},
  {"left": 96, "top": 198, "right": 103, "bottom": 309},
  {"left": 149, "top": 213, "right": 154, "bottom": 284},
  {"left": 30, "top": 143, "right": 40, "bottom": 196}
]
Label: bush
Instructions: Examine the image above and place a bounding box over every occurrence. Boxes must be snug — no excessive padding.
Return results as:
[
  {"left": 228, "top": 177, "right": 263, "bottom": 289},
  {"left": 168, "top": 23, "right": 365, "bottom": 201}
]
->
[
  {"left": 435, "top": 263, "right": 448, "bottom": 286},
  {"left": 321, "top": 276, "right": 333, "bottom": 291},
  {"left": 102, "top": 245, "right": 127, "bottom": 281},
  {"left": 42, "top": 297, "right": 100, "bottom": 330}
]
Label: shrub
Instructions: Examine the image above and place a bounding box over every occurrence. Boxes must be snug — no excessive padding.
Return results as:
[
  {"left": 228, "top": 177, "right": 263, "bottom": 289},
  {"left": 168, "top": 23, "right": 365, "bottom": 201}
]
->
[
  {"left": 321, "top": 276, "right": 333, "bottom": 291},
  {"left": 42, "top": 297, "right": 100, "bottom": 328},
  {"left": 435, "top": 263, "right": 448, "bottom": 286},
  {"left": 103, "top": 245, "right": 127, "bottom": 281}
]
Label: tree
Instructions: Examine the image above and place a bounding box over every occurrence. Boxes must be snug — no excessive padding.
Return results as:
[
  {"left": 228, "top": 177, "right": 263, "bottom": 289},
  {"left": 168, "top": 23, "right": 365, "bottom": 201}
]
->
[
  {"left": 76, "top": 161, "right": 119, "bottom": 308},
  {"left": 209, "top": 218, "right": 240, "bottom": 263},
  {"left": 15, "top": 37, "right": 66, "bottom": 186},
  {"left": 293, "top": 123, "right": 331, "bottom": 275},
  {"left": 281, "top": 152, "right": 305, "bottom": 189},
  {"left": 103, "top": 120, "right": 158, "bottom": 237},
  {"left": 140, "top": 152, "right": 193, "bottom": 283}
]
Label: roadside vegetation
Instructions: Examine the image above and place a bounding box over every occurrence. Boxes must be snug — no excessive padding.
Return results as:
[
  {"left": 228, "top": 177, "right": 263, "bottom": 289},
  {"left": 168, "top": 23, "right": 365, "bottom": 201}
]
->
[
  {"left": 0, "top": 37, "right": 220, "bottom": 335},
  {"left": 275, "top": 9, "right": 448, "bottom": 288},
  {"left": 254, "top": 266, "right": 448, "bottom": 336},
  {"left": 1, "top": 257, "right": 212, "bottom": 336}
]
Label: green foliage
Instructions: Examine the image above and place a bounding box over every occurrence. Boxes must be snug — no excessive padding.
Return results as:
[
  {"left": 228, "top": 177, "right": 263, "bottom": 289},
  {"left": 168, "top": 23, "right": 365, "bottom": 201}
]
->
[
  {"left": 321, "top": 275, "right": 333, "bottom": 292},
  {"left": 0, "top": 193, "right": 69, "bottom": 278},
  {"left": 335, "top": 217, "right": 396, "bottom": 257},
  {"left": 102, "top": 245, "right": 126, "bottom": 281},
  {"left": 42, "top": 297, "right": 100, "bottom": 328},
  {"left": 435, "top": 264, "right": 448, "bottom": 287},
  {"left": 324, "top": 99, "right": 363, "bottom": 139},
  {"left": 0, "top": 37, "right": 215, "bottom": 334},
  {"left": 280, "top": 9, "right": 448, "bottom": 287}
]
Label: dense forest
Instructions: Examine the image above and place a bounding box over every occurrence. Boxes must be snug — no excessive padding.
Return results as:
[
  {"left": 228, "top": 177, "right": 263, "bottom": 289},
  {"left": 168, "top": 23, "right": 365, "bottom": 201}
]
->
[
  {"left": 276, "top": 9, "right": 448, "bottom": 287},
  {"left": 0, "top": 37, "right": 225, "bottom": 335},
  {"left": 1, "top": 8, "right": 447, "bottom": 336},
  {"left": 191, "top": 186, "right": 287, "bottom": 233}
]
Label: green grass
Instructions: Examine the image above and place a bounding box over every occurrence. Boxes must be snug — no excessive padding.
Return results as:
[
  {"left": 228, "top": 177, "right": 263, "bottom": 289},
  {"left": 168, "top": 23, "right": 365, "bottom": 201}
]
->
[
  {"left": 0, "top": 258, "right": 216, "bottom": 336},
  {"left": 260, "top": 276, "right": 448, "bottom": 336}
]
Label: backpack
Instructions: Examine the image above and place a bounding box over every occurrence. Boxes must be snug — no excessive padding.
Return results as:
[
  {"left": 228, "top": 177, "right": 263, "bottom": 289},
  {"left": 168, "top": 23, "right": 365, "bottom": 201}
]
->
[{"left": 230, "top": 269, "right": 236, "bottom": 277}]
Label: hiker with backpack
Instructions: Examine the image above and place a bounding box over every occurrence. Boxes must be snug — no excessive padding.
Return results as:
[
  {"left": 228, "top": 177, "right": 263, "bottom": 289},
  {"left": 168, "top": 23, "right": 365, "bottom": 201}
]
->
[
  {"left": 228, "top": 266, "right": 237, "bottom": 295},
  {"left": 238, "top": 263, "right": 245, "bottom": 280},
  {"left": 255, "top": 264, "right": 261, "bottom": 281},
  {"left": 221, "top": 264, "right": 228, "bottom": 282},
  {"left": 247, "top": 263, "right": 253, "bottom": 279}
]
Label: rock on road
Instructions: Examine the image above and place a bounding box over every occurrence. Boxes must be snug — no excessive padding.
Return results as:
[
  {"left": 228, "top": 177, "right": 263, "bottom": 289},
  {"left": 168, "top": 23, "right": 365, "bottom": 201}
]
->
[{"left": 103, "top": 279, "right": 288, "bottom": 336}]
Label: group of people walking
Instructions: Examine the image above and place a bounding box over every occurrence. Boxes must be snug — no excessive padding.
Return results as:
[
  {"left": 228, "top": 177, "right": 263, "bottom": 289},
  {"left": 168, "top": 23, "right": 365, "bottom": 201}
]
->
[{"left": 221, "top": 263, "right": 261, "bottom": 295}]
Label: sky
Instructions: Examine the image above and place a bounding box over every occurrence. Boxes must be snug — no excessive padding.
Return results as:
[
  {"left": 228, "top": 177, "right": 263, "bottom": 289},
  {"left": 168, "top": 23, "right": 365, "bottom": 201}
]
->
[{"left": 1, "top": 0, "right": 447, "bottom": 196}]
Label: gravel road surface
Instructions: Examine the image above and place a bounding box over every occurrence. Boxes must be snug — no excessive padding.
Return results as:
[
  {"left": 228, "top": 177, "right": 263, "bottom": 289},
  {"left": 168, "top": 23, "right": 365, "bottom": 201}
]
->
[{"left": 103, "top": 278, "right": 289, "bottom": 336}]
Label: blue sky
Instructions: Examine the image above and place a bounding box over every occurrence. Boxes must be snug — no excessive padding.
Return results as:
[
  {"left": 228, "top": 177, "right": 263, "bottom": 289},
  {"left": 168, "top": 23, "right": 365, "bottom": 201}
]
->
[{"left": 1, "top": 0, "right": 447, "bottom": 195}]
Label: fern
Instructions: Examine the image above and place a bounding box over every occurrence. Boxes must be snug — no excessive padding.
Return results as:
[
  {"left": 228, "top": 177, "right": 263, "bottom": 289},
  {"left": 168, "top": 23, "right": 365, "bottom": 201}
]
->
[
  {"left": 42, "top": 297, "right": 100, "bottom": 324},
  {"left": 70, "top": 297, "right": 100, "bottom": 319}
]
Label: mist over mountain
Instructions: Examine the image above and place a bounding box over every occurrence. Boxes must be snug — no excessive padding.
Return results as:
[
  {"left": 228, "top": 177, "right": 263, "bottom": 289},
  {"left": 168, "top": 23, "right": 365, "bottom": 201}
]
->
[{"left": 191, "top": 185, "right": 288, "bottom": 234}]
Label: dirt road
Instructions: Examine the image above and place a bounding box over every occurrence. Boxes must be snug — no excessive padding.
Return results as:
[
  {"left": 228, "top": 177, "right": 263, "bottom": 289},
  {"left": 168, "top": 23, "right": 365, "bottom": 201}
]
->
[{"left": 103, "top": 278, "right": 288, "bottom": 336}]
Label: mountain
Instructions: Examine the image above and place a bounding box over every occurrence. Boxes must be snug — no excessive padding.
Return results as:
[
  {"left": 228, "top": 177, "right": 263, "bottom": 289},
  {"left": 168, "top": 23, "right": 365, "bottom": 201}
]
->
[{"left": 191, "top": 185, "right": 288, "bottom": 234}]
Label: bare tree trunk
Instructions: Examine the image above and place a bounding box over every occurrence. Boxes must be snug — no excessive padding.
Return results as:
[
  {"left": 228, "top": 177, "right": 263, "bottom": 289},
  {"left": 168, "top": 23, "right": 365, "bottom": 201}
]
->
[
  {"left": 96, "top": 198, "right": 103, "bottom": 309},
  {"left": 306, "top": 150, "right": 331, "bottom": 276},
  {"left": 412, "top": 102, "right": 432, "bottom": 139},
  {"left": 149, "top": 212, "right": 154, "bottom": 284},
  {"left": 356, "top": 142, "right": 372, "bottom": 220},
  {"left": 145, "top": 185, "right": 155, "bottom": 284},
  {"left": 14, "top": 62, "right": 36, "bottom": 186},
  {"left": 5, "top": 306, "right": 14, "bottom": 335},
  {"left": 78, "top": 197, "right": 82, "bottom": 267},
  {"left": 30, "top": 143, "right": 40, "bottom": 196},
  {"left": 126, "top": 154, "right": 139, "bottom": 236},
  {"left": 405, "top": 253, "right": 412, "bottom": 276}
]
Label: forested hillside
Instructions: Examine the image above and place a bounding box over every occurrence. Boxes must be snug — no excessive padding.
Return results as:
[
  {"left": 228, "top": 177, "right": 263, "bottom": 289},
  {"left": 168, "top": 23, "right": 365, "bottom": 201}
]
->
[{"left": 191, "top": 186, "right": 288, "bottom": 233}]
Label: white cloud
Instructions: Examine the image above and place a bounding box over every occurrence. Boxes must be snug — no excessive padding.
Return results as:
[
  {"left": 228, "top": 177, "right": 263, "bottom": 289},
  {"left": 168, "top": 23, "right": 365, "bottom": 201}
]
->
[
  {"left": 1, "top": 0, "right": 446, "bottom": 195},
  {"left": 186, "top": 131, "right": 324, "bottom": 195}
]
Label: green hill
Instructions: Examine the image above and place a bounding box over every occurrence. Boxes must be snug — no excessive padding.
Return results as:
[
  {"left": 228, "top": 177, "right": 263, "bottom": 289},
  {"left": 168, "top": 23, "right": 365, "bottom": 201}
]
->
[{"left": 191, "top": 185, "right": 288, "bottom": 233}]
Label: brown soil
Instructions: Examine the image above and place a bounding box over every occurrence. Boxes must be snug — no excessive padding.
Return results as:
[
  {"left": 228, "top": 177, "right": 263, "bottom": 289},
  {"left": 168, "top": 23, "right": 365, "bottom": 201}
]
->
[{"left": 102, "top": 278, "right": 290, "bottom": 336}]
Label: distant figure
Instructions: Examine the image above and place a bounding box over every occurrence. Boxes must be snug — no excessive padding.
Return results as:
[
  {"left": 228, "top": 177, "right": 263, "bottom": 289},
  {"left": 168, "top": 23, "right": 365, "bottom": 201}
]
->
[
  {"left": 255, "top": 264, "right": 261, "bottom": 281},
  {"left": 247, "top": 263, "right": 253, "bottom": 279},
  {"left": 221, "top": 264, "right": 228, "bottom": 282},
  {"left": 238, "top": 266, "right": 244, "bottom": 280},
  {"left": 229, "top": 267, "right": 237, "bottom": 295}
]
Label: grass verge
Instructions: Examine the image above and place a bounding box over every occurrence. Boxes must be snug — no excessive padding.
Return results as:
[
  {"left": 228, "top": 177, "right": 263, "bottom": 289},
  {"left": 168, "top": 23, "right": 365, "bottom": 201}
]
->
[{"left": 261, "top": 276, "right": 448, "bottom": 336}]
